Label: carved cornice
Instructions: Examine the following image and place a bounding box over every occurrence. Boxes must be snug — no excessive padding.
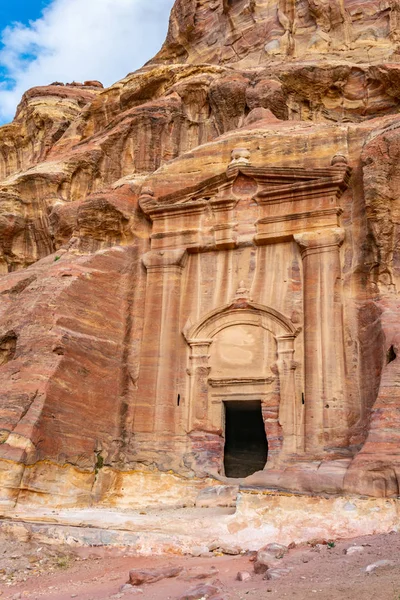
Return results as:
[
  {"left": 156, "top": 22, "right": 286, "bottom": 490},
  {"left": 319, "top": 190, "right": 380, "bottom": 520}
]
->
[
  {"left": 139, "top": 175, "right": 228, "bottom": 215},
  {"left": 257, "top": 207, "right": 342, "bottom": 226},
  {"left": 140, "top": 154, "right": 352, "bottom": 251},
  {"left": 139, "top": 158, "right": 352, "bottom": 218},
  {"left": 227, "top": 164, "right": 351, "bottom": 194},
  {"left": 255, "top": 173, "right": 351, "bottom": 203}
]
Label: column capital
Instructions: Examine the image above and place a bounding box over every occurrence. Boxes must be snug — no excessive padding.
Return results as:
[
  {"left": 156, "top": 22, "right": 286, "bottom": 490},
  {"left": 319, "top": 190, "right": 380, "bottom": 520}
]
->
[
  {"left": 294, "top": 228, "right": 344, "bottom": 258},
  {"left": 142, "top": 248, "right": 188, "bottom": 272},
  {"left": 187, "top": 339, "right": 213, "bottom": 351}
]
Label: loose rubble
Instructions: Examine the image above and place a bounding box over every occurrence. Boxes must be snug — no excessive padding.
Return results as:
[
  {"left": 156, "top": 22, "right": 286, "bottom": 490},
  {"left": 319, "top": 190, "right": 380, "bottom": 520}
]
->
[{"left": 0, "top": 531, "right": 399, "bottom": 599}]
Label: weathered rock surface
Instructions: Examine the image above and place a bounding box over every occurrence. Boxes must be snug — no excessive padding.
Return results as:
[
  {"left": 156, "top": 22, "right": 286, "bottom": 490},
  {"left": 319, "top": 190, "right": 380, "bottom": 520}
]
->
[
  {"left": 1, "top": 0, "right": 400, "bottom": 510},
  {"left": 154, "top": 0, "right": 400, "bottom": 66},
  {"left": 236, "top": 571, "right": 251, "bottom": 581},
  {"left": 195, "top": 485, "right": 239, "bottom": 508},
  {"left": 177, "top": 583, "right": 221, "bottom": 600},
  {"left": 365, "top": 559, "right": 396, "bottom": 573},
  {"left": 128, "top": 566, "right": 182, "bottom": 585}
]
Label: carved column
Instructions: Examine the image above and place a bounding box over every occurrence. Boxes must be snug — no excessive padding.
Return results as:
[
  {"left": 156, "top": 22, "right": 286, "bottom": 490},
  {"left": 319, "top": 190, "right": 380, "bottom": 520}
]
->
[
  {"left": 187, "top": 340, "right": 212, "bottom": 430},
  {"left": 276, "top": 334, "right": 299, "bottom": 455},
  {"left": 294, "top": 228, "right": 348, "bottom": 454},
  {"left": 136, "top": 249, "right": 187, "bottom": 434}
]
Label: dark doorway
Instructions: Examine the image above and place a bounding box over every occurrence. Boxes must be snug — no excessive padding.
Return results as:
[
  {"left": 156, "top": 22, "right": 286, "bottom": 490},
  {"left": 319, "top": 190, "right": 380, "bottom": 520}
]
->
[{"left": 224, "top": 400, "right": 268, "bottom": 478}]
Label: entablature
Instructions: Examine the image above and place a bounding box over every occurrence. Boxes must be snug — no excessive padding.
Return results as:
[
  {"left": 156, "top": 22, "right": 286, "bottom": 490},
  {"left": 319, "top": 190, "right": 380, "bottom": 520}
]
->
[{"left": 139, "top": 150, "right": 352, "bottom": 251}]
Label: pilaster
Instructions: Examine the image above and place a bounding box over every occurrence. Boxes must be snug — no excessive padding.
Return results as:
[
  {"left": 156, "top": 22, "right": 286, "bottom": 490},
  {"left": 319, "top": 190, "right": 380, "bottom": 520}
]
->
[
  {"left": 186, "top": 340, "right": 212, "bottom": 430},
  {"left": 294, "top": 228, "right": 349, "bottom": 454},
  {"left": 276, "top": 334, "right": 300, "bottom": 455},
  {"left": 135, "top": 249, "right": 187, "bottom": 434}
]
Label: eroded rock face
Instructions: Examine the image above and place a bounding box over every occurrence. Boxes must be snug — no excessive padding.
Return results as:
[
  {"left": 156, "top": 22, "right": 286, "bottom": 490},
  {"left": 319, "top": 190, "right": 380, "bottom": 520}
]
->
[
  {"left": 154, "top": 0, "right": 400, "bottom": 66},
  {"left": 1, "top": 0, "right": 400, "bottom": 507}
]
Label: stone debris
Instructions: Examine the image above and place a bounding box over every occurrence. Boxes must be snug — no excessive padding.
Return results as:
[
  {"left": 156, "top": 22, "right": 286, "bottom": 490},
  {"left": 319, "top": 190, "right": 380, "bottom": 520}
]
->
[
  {"left": 256, "top": 543, "right": 288, "bottom": 567},
  {"left": 263, "top": 568, "right": 292, "bottom": 580},
  {"left": 253, "top": 561, "right": 269, "bottom": 575},
  {"left": 207, "top": 542, "right": 241, "bottom": 556},
  {"left": 128, "top": 566, "right": 183, "bottom": 586},
  {"left": 191, "top": 546, "right": 211, "bottom": 558},
  {"left": 262, "top": 543, "right": 288, "bottom": 558},
  {"left": 120, "top": 583, "right": 143, "bottom": 593},
  {"left": 219, "top": 546, "right": 241, "bottom": 556},
  {"left": 176, "top": 583, "right": 221, "bottom": 600},
  {"left": 345, "top": 546, "right": 364, "bottom": 555},
  {"left": 1, "top": 531, "right": 400, "bottom": 600},
  {"left": 365, "top": 560, "right": 396, "bottom": 574},
  {"left": 236, "top": 571, "right": 251, "bottom": 581},
  {"left": 0, "top": 530, "right": 77, "bottom": 585},
  {"left": 183, "top": 566, "right": 219, "bottom": 581}
]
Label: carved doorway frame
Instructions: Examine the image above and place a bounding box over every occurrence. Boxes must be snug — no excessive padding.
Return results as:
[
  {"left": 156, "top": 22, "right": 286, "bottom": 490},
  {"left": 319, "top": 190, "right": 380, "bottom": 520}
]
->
[{"left": 184, "top": 301, "right": 301, "bottom": 465}]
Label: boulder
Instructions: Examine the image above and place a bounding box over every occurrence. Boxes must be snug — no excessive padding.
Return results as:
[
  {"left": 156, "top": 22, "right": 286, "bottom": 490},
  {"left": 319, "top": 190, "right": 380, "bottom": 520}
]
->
[{"left": 128, "top": 566, "right": 182, "bottom": 586}]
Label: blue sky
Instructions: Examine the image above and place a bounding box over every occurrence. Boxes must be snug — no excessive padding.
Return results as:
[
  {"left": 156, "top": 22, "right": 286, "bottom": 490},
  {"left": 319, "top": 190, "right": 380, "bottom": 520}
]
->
[
  {"left": 0, "top": 1, "right": 50, "bottom": 80},
  {"left": 0, "top": 0, "right": 174, "bottom": 124},
  {"left": 0, "top": 1, "right": 51, "bottom": 30},
  {"left": 0, "top": 1, "right": 49, "bottom": 23}
]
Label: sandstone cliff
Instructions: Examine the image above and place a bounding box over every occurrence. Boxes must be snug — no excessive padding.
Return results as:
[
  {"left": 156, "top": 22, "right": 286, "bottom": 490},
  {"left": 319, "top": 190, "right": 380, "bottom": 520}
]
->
[{"left": 1, "top": 0, "right": 400, "bottom": 508}]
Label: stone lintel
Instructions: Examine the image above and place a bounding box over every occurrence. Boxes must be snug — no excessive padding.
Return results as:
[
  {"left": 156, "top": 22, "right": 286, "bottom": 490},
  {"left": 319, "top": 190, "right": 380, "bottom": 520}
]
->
[{"left": 208, "top": 376, "right": 275, "bottom": 387}]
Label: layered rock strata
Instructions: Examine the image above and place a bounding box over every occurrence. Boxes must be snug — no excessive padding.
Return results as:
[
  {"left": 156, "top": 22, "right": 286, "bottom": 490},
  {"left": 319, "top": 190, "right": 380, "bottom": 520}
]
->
[{"left": 1, "top": 0, "right": 400, "bottom": 508}]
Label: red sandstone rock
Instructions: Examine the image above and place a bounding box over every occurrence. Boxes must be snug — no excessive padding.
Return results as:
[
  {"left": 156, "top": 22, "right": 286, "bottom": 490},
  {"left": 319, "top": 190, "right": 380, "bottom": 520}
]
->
[
  {"left": 83, "top": 80, "right": 103, "bottom": 88},
  {"left": 183, "top": 566, "right": 219, "bottom": 581},
  {"left": 177, "top": 583, "right": 221, "bottom": 600},
  {"left": 258, "top": 543, "right": 288, "bottom": 559},
  {"left": 1, "top": 0, "right": 400, "bottom": 509},
  {"left": 253, "top": 561, "right": 269, "bottom": 575},
  {"left": 154, "top": 0, "right": 400, "bottom": 66},
  {"left": 263, "top": 567, "right": 292, "bottom": 580},
  {"left": 236, "top": 571, "right": 251, "bottom": 581},
  {"left": 195, "top": 485, "right": 238, "bottom": 508},
  {"left": 128, "top": 566, "right": 182, "bottom": 585}
]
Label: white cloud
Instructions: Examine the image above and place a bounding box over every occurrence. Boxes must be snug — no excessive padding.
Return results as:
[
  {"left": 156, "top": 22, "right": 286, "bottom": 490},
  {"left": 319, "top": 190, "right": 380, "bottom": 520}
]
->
[{"left": 0, "top": 0, "right": 175, "bottom": 123}]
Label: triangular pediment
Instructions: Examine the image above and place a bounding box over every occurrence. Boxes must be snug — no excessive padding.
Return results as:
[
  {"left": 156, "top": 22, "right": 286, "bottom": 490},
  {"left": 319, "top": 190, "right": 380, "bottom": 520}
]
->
[{"left": 140, "top": 156, "right": 351, "bottom": 216}]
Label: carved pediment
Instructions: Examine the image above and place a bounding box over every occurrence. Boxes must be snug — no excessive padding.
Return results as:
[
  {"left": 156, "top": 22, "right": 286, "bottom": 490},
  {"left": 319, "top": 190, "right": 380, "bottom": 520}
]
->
[
  {"left": 140, "top": 149, "right": 352, "bottom": 249},
  {"left": 139, "top": 152, "right": 352, "bottom": 217}
]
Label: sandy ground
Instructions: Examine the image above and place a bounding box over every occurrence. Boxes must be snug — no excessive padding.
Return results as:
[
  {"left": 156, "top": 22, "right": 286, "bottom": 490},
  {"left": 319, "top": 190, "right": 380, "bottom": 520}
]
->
[{"left": 0, "top": 531, "right": 399, "bottom": 600}]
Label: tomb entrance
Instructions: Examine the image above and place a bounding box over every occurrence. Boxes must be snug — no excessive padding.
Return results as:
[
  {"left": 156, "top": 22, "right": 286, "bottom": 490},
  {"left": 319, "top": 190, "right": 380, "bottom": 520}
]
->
[{"left": 223, "top": 400, "right": 268, "bottom": 478}]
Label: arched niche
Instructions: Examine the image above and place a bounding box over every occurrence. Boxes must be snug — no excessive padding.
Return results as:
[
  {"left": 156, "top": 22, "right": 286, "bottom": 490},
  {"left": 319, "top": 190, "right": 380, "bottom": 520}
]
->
[
  {"left": 186, "top": 302, "right": 298, "bottom": 340},
  {"left": 184, "top": 302, "right": 301, "bottom": 475}
]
